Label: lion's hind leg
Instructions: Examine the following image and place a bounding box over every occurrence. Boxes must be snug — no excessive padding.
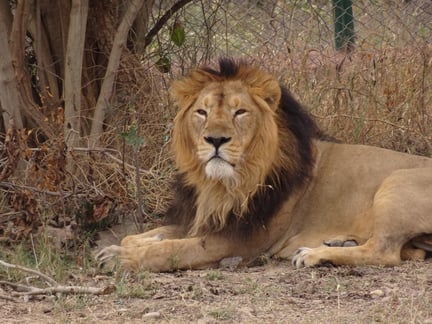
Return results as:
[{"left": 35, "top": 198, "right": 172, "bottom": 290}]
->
[
  {"left": 293, "top": 236, "right": 404, "bottom": 268},
  {"left": 293, "top": 168, "right": 432, "bottom": 268},
  {"left": 401, "top": 234, "right": 432, "bottom": 261},
  {"left": 323, "top": 235, "right": 366, "bottom": 248},
  {"left": 401, "top": 244, "right": 426, "bottom": 261}
]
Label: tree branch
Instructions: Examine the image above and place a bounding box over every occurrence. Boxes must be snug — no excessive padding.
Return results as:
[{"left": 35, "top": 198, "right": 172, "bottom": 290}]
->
[
  {"left": 9, "top": 0, "right": 54, "bottom": 137},
  {"left": 64, "top": 0, "right": 89, "bottom": 171},
  {"left": 143, "top": 0, "right": 193, "bottom": 49},
  {"left": 0, "top": 1, "right": 24, "bottom": 130},
  {"left": 1, "top": 281, "right": 115, "bottom": 297},
  {"left": 89, "top": 0, "right": 146, "bottom": 148},
  {"left": 0, "top": 260, "right": 57, "bottom": 286},
  {"left": 0, "top": 260, "right": 116, "bottom": 301},
  {"left": 0, "top": 293, "right": 21, "bottom": 303}
]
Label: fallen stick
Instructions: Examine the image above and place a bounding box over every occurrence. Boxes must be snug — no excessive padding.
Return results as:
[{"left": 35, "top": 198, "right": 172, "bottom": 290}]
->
[
  {"left": 0, "top": 260, "right": 57, "bottom": 286},
  {"left": 9, "top": 285, "right": 116, "bottom": 297},
  {"left": 0, "top": 293, "right": 20, "bottom": 303},
  {"left": 0, "top": 259, "right": 116, "bottom": 302}
]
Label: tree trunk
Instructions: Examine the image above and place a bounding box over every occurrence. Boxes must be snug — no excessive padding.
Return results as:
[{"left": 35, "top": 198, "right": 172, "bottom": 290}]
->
[
  {"left": 28, "top": 1, "right": 62, "bottom": 107},
  {"left": 0, "top": 0, "right": 24, "bottom": 131},
  {"left": 9, "top": 0, "right": 53, "bottom": 137},
  {"left": 89, "top": 0, "right": 147, "bottom": 148},
  {"left": 64, "top": 0, "right": 89, "bottom": 155}
]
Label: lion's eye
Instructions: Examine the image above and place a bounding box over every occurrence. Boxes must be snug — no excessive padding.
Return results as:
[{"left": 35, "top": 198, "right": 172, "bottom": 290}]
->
[
  {"left": 234, "top": 109, "right": 247, "bottom": 116},
  {"left": 196, "top": 109, "right": 207, "bottom": 117}
]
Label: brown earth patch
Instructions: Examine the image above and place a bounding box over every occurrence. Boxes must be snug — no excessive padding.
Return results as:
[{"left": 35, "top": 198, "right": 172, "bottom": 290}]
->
[{"left": 2, "top": 259, "right": 432, "bottom": 323}]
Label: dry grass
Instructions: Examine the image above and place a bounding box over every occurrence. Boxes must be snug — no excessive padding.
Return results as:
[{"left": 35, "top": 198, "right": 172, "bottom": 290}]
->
[
  {"left": 275, "top": 45, "right": 432, "bottom": 156},
  {"left": 1, "top": 1, "right": 432, "bottom": 320},
  {"left": 1, "top": 44, "right": 431, "bottom": 253},
  {"left": 2, "top": 260, "right": 432, "bottom": 323},
  {"left": 1, "top": 44, "right": 432, "bottom": 323}
]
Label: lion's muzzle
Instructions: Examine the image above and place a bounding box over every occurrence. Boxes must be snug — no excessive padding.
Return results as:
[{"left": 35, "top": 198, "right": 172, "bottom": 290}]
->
[{"left": 204, "top": 136, "right": 232, "bottom": 149}]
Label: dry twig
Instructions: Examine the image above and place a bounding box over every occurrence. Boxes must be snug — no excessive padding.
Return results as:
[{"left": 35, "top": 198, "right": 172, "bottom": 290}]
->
[
  {"left": 0, "top": 260, "right": 57, "bottom": 286},
  {"left": 0, "top": 293, "right": 20, "bottom": 303},
  {"left": 0, "top": 259, "right": 115, "bottom": 302}
]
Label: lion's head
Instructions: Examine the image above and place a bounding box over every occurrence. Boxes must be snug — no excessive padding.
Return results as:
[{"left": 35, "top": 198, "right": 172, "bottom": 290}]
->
[{"left": 169, "top": 58, "right": 319, "bottom": 236}]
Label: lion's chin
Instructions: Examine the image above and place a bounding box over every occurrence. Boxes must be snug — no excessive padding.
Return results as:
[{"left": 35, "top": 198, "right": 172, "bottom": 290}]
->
[{"left": 204, "top": 158, "right": 236, "bottom": 181}]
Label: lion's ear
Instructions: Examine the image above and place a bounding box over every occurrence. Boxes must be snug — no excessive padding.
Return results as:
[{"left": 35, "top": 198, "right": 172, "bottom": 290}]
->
[
  {"left": 169, "top": 80, "right": 197, "bottom": 110},
  {"left": 170, "top": 69, "right": 216, "bottom": 109},
  {"left": 248, "top": 80, "right": 281, "bottom": 111},
  {"left": 262, "top": 80, "right": 281, "bottom": 111},
  {"left": 239, "top": 66, "right": 281, "bottom": 111}
]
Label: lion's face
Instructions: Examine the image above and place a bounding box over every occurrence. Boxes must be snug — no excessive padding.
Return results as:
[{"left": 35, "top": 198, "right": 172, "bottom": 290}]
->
[
  {"left": 186, "top": 80, "right": 261, "bottom": 182},
  {"left": 171, "top": 64, "right": 282, "bottom": 192},
  {"left": 169, "top": 59, "right": 311, "bottom": 235}
]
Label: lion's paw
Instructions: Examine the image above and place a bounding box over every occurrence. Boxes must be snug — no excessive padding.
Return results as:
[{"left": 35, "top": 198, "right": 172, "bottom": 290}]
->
[
  {"left": 291, "top": 247, "right": 313, "bottom": 268},
  {"left": 292, "top": 247, "right": 334, "bottom": 268},
  {"left": 95, "top": 245, "right": 122, "bottom": 269}
]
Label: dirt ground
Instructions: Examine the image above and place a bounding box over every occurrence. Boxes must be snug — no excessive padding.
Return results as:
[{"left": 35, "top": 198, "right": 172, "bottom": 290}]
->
[{"left": 2, "top": 257, "right": 432, "bottom": 324}]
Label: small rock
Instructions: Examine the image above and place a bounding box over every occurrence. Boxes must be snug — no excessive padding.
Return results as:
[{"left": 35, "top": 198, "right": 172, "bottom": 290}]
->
[
  {"left": 219, "top": 256, "right": 243, "bottom": 269},
  {"left": 142, "top": 311, "right": 161, "bottom": 319},
  {"left": 370, "top": 289, "right": 385, "bottom": 298}
]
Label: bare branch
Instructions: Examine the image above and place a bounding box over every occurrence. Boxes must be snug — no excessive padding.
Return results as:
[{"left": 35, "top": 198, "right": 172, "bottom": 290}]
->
[
  {"left": 0, "top": 260, "right": 57, "bottom": 286},
  {"left": 64, "top": 0, "right": 89, "bottom": 154},
  {"left": 9, "top": 0, "right": 54, "bottom": 137},
  {"left": 11, "top": 284, "right": 115, "bottom": 297},
  {"left": 89, "top": 0, "right": 146, "bottom": 148},
  {"left": 0, "top": 293, "right": 21, "bottom": 303},
  {"left": 0, "top": 182, "right": 71, "bottom": 197},
  {"left": 143, "top": 0, "right": 193, "bottom": 49},
  {"left": 0, "top": 2, "right": 24, "bottom": 130},
  {"left": 0, "top": 260, "right": 116, "bottom": 300}
]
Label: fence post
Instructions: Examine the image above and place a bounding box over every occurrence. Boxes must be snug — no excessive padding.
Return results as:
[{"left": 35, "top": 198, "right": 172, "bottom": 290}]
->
[{"left": 333, "top": 0, "right": 355, "bottom": 52}]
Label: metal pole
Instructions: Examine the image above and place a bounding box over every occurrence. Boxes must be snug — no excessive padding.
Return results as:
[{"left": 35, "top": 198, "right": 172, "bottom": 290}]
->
[{"left": 333, "top": 0, "right": 355, "bottom": 52}]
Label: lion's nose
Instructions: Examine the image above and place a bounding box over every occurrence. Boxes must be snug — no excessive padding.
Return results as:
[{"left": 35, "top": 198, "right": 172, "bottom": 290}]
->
[{"left": 204, "top": 136, "right": 231, "bottom": 149}]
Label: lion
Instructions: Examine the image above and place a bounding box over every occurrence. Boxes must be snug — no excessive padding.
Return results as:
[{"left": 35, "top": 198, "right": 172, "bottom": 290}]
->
[{"left": 97, "top": 58, "right": 432, "bottom": 272}]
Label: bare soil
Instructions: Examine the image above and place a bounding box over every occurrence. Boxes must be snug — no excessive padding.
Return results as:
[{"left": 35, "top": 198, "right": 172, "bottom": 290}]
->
[{"left": 2, "top": 258, "right": 432, "bottom": 323}]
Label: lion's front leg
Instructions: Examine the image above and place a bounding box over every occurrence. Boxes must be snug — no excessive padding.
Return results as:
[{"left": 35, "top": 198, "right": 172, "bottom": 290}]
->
[
  {"left": 96, "top": 225, "right": 182, "bottom": 268},
  {"left": 120, "top": 225, "right": 182, "bottom": 247},
  {"left": 117, "top": 235, "right": 239, "bottom": 272}
]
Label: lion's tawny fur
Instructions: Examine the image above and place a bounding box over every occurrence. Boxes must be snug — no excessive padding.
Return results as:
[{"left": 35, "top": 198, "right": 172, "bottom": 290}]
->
[
  {"left": 169, "top": 60, "right": 315, "bottom": 236},
  {"left": 97, "top": 58, "right": 432, "bottom": 272}
]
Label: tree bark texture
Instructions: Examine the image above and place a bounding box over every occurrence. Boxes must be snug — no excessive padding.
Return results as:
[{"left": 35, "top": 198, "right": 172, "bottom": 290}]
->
[
  {"left": 89, "top": 0, "right": 147, "bottom": 148},
  {"left": 64, "top": 0, "right": 89, "bottom": 152},
  {"left": 0, "top": 0, "right": 24, "bottom": 130},
  {"left": 9, "top": 0, "right": 54, "bottom": 137},
  {"left": 1, "top": 0, "right": 166, "bottom": 158}
]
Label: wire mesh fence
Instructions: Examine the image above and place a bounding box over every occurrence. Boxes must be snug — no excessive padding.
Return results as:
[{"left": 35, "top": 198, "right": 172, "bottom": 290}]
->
[
  {"left": 147, "top": 0, "right": 432, "bottom": 71},
  {"left": 144, "top": 0, "right": 432, "bottom": 157}
]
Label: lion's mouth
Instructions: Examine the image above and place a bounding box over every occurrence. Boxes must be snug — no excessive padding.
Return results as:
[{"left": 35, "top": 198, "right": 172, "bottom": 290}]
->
[
  {"left": 205, "top": 156, "right": 236, "bottom": 179},
  {"left": 207, "top": 155, "right": 236, "bottom": 168}
]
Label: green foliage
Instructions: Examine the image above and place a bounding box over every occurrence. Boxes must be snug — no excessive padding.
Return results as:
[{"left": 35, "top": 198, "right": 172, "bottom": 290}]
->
[
  {"left": 155, "top": 55, "right": 172, "bottom": 73},
  {"left": 168, "top": 254, "right": 179, "bottom": 269},
  {"left": 205, "top": 270, "right": 225, "bottom": 281},
  {"left": 121, "top": 124, "right": 144, "bottom": 148},
  {"left": 0, "top": 231, "right": 84, "bottom": 283},
  {"left": 115, "top": 273, "right": 158, "bottom": 299},
  {"left": 208, "top": 307, "right": 235, "bottom": 320},
  {"left": 155, "top": 21, "right": 186, "bottom": 73},
  {"left": 171, "top": 23, "right": 186, "bottom": 47}
]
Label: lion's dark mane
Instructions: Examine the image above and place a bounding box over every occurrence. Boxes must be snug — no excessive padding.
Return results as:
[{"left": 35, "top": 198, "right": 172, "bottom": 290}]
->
[{"left": 165, "top": 58, "right": 322, "bottom": 239}]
